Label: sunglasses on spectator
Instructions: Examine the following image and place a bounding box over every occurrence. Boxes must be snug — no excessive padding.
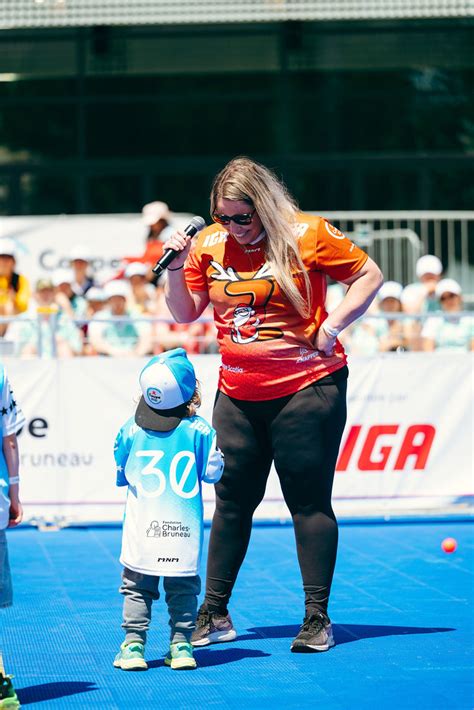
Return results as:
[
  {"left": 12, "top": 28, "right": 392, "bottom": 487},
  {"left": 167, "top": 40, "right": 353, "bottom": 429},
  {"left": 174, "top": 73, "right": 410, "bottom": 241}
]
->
[
  {"left": 212, "top": 209, "right": 256, "bottom": 226},
  {"left": 440, "top": 293, "right": 458, "bottom": 301}
]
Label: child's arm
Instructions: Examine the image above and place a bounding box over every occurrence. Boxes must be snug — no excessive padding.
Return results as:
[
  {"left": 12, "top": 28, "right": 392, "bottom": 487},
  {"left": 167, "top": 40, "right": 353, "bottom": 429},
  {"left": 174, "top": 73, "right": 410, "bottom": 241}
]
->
[
  {"left": 3, "top": 433, "right": 22, "bottom": 527},
  {"left": 114, "top": 423, "right": 133, "bottom": 487},
  {"left": 201, "top": 435, "right": 224, "bottom": 484}
]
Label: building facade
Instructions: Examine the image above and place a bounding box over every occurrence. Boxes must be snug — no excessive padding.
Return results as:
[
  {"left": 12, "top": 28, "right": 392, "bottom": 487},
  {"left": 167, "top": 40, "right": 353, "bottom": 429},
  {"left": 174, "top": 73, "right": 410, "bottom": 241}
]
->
[{"left": 0, "top": 1, "right": 473, "bottom": 218}]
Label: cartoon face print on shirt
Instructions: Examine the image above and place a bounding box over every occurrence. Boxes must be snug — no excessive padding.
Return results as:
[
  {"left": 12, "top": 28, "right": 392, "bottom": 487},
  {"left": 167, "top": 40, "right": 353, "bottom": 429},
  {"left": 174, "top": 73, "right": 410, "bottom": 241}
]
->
[
  {"left": 209, "top": 260, "right": 284, "bottom": 344},
  {"left": 231, "top": 304, "right": 260, "bottom": 344}
]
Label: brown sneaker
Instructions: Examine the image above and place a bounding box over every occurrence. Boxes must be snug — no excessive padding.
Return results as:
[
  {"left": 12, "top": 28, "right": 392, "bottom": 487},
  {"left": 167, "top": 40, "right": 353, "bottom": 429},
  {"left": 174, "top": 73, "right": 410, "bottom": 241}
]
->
[
  {"left": 290, "top": 611, "right": 335, "bottom": 652},
  {"left": 191, "top": 607, "right": 237, "bottom": 647}
]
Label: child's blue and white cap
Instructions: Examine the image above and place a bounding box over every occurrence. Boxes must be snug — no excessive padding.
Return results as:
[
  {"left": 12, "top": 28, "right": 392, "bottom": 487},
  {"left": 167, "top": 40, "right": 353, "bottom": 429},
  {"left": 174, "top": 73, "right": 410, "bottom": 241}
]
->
[{"left": 135, "top": 348, "right": 196, "bottom": 432}]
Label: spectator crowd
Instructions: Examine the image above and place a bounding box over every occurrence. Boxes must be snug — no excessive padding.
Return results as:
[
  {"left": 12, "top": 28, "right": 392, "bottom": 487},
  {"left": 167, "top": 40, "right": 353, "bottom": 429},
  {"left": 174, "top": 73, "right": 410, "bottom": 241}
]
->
[
  {"left": 325, "top": 253, "right": 473, "bottom": 354},
  {"left": 0, "top": 206, "right": 472, "bottom": 358}
]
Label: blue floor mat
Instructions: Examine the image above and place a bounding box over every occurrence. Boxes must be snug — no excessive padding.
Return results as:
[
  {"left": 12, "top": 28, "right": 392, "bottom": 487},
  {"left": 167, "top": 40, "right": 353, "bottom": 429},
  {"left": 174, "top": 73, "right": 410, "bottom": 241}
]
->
[{"left": 1, "top": 521, "right": 472, "bottom": 709}]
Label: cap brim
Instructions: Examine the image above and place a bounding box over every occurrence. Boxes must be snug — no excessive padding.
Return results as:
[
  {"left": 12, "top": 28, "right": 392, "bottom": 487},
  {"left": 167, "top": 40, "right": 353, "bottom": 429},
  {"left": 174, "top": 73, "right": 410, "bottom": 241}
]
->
[{"left": 135, "top": 396, "right": 186, "bottom": 432}]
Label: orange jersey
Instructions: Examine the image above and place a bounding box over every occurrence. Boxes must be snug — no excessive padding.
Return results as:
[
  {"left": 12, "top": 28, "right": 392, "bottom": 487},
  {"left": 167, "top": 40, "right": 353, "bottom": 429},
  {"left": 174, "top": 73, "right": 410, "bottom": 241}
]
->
[{"left": 185, "top": 213, "right": 368, "bottom": 400}]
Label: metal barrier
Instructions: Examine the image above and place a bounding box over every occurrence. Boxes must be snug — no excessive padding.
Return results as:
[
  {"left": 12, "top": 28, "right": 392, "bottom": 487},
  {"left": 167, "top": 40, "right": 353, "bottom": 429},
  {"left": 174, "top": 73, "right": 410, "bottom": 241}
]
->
[
  {"left": 320, "top": 211, "right": 474, "bottom": 299},
  {"left": 0, "top": 312, "right": 472, "bottom": 359},
  {"left": 0, "top": 314, "right": 218, "bottom": 359},
  {"left": 347, "top": 226, "right": 422, "bottom": 286}
]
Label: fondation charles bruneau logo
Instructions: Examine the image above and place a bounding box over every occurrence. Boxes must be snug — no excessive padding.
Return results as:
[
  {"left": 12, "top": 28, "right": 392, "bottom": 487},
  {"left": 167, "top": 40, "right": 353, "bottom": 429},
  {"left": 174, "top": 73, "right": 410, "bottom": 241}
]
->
[{"left": 146, "top": 521, "right": 190, "bottom": 538}]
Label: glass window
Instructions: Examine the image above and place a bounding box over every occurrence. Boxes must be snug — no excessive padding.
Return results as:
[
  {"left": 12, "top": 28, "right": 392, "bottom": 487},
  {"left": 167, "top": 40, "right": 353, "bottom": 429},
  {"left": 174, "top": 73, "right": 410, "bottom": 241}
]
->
[
  {"left": 291, "top": 69, "right": 473, "bottom": 154},
  {"left": 85, "top": 76, "right": 277, "bottom": 158},
  {"left": 0, "top": 103, "right": 77, "bottom": 158},
  {"left": 87, "top": 175, "right": 142, "bottom": 213},
  {"left": 20, "top": 174, "right": 76, "bottom": 214},
  {"left": 149, "top": 171, "right": 216, "bottom": 219}
]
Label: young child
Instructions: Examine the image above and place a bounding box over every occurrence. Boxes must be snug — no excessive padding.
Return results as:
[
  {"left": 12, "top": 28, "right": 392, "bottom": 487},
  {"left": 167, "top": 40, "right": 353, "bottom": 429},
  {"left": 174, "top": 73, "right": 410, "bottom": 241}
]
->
[
  {"left": 113, "top": 348, "right": 224, "bottom": 671},
  {"left": 0, "top": 366, "right": 25, "bottom": 710}
]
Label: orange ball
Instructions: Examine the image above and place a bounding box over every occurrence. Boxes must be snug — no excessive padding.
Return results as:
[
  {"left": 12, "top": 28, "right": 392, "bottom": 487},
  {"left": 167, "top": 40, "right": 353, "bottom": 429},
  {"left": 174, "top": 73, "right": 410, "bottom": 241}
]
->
[{"left": 441, "top": 537, "right": 457, "bottom": 553}]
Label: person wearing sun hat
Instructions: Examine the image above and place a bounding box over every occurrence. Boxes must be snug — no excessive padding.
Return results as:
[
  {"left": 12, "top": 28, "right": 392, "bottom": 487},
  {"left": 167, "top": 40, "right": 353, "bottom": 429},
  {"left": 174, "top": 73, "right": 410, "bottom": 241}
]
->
[
  {"left": 403, "top": 254, "right": 444, "bottom": 314},
  {"left": 113, "top": 348, "right": 224, "bottom": 671},
  {"left": 52, "top": 267, "right": 87, "bottom": 319},
  {"left": 0, "top": 237, "right": 31, "bottom": 338},
  {"left": 9, "top": 277, "right": 84, "bottom": 358},
  {"left": 341, "top": 281, "right": 405, "bottom": 355},
  {"left": 140, "top": 202, "right": 175, "bottom": 286},
  {"left": 69, "top": 244, "right": 97, "bottom": 297},
  {"left": 124, "top": 261, "right": 156, "bottom": 315},
  {"left": 88, "top": 280, "right": 153, "bottom": 357},
  {"left": 142, "top": 201, "right": 172, "bottom": 241},
  {"left": 421, "top": 278, "right": 474, "bottom": 351},
  {"left": 375, "top": 281, "right": 410, "bottom": 352}
]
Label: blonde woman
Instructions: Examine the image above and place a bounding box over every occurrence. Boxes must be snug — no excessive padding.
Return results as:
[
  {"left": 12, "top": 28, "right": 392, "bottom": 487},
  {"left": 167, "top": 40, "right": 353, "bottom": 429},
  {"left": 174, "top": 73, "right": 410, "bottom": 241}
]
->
[{"left": 163, "top": 157, "right": 383, "bottom": 653}]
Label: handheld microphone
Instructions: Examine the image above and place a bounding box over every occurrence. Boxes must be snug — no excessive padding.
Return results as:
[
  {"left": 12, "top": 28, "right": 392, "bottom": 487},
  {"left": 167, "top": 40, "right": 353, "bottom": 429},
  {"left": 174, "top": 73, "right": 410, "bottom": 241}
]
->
[{"left": 152, "top": 216, "right": 206, "bottom": 276}]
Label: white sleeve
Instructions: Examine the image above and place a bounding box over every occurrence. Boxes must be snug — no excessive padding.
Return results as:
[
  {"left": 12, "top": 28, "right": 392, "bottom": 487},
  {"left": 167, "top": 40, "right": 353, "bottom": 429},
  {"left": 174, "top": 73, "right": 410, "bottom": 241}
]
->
[
  {"left": 202, "top": 435, "right": 224, "bottom": 484},
  {"left": 1, "top": 370, "right": 26, "bottom": 436}
]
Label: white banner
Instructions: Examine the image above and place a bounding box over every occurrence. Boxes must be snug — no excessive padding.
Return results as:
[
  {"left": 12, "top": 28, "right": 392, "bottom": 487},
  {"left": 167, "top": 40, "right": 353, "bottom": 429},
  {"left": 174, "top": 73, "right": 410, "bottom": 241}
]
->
[
  {"left": 333, "top": 353, "right": 473, "bottom": 516},
  {"left": 3, "top": 353, "right": 473, "bottom": 524},
  {"left": 0, "top": 213, "right": 194, "bottom": 283}
]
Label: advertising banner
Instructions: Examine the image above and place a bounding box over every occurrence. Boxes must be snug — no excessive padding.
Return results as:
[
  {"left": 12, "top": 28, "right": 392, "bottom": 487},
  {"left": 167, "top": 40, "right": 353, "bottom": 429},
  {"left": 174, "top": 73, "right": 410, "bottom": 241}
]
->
[
  {"left": 1, "top": 213, "right": 193, "bottom": 283},
  {"left": 4, "top": 353, "right": 472, "bottom": 524}
]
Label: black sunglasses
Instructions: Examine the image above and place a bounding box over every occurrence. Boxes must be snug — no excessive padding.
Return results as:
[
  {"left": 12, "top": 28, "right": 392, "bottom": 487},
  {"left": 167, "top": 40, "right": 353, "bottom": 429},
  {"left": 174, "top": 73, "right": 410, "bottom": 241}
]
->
[{"left": 212, "top": 209, "right": 256, "bottom": 226}]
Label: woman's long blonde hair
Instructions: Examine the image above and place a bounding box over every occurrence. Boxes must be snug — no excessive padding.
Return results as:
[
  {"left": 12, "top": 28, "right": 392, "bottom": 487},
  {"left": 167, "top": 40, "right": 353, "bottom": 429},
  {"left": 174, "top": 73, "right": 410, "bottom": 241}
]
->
[{"left": 210, "top": 156, "right": 312, "bottom": 318}]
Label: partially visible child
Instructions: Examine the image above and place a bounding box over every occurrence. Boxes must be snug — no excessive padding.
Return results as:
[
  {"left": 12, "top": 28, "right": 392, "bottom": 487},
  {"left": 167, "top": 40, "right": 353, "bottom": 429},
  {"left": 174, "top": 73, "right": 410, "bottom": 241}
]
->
[
  {"left": 113, "top": 348, "right": 224, "bottom": 671},
  {"left": 0, "top": 366, "right": 25, "bottom": 709}
]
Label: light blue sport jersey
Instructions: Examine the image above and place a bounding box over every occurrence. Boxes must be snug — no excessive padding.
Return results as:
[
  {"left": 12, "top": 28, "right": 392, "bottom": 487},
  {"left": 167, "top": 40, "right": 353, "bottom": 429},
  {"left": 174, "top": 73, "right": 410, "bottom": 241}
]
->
[
  {"left": 0, "top": 367, "right": 25, "bottom": 530},
  {"left": 114, "top": 414, "right": 224, "bottom": 577}
]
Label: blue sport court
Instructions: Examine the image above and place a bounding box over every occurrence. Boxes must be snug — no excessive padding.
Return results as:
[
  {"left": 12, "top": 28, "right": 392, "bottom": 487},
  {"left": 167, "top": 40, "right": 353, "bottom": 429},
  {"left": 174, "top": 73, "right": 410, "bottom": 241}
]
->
[{"left": 1, "top": 519, "right": 472, "bottom": 709}]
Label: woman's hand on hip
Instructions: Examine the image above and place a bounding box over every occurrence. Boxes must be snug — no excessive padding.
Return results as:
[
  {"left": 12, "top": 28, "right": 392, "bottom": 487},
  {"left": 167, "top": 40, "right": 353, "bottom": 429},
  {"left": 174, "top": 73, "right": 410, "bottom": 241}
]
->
[{"left": 314, "top": 327, "right": 337, "bottom": 357}]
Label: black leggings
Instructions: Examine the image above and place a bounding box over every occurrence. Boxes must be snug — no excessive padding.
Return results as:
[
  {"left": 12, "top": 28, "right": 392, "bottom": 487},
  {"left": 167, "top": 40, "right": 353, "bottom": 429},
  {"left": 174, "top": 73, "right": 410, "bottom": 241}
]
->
[{"left": 204, "top": 367, "right": 348, "bottom": 617}]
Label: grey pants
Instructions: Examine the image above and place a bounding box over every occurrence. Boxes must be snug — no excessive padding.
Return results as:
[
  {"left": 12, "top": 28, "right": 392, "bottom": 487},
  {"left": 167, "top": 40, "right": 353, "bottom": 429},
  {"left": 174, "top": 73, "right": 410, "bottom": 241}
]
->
[
  {"left": 0, "top": 530, "right": 13, "bottom": 609},
  {"left": 120, "top": 567, "right": 201, "bottom": 645}
]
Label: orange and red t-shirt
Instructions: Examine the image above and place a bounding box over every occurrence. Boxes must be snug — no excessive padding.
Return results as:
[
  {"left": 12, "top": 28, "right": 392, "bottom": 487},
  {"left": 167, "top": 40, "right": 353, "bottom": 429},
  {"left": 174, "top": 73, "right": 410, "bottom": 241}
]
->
[{"left": 185, "top": 212, "right": 368, "bottom": 400}]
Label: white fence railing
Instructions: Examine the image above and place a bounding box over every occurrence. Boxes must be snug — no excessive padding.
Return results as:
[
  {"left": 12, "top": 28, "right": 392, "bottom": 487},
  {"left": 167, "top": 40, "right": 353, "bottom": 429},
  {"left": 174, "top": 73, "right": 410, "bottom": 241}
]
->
[
  {"left": 0, "top": 312, "right": 472, "bottom": 359},
  {"left": 321, "top": 211, "right": 474, "bottom": 298},
  {"left": 2, "top": 210, "right": 473, "bottom": 300}
]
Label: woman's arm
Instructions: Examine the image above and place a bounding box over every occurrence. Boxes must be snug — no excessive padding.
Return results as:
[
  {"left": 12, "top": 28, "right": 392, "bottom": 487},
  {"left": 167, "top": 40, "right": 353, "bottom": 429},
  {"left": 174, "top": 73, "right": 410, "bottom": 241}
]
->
[
  {"left": 162, "top": 229, "right": 210, "bottom": 323},
  {"left": 316, "top": 256, "right": 383, "bottom": 356},
  {"left": 165, "top": 271, "right": 209, "bottom": 324}
]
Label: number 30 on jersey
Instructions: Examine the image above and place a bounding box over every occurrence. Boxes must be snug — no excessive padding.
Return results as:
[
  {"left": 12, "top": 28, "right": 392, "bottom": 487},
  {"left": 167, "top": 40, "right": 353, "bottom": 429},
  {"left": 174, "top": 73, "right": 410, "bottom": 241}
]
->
[{"left": 133, "top": 450, "right": 199, "bottom": 499}]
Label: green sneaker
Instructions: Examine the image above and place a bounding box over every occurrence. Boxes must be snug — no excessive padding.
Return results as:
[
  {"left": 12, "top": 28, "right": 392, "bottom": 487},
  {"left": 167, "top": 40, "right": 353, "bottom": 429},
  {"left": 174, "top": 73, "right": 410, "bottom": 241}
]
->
[
  {"left": 113, "top": 641, "right": 148, "bottom": 671},
  {"left": 0, "top": 673, "right": 20, "bottom": 709},
  {"left": 164, "top": 642, "right": 197, "bottom": 670}
]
